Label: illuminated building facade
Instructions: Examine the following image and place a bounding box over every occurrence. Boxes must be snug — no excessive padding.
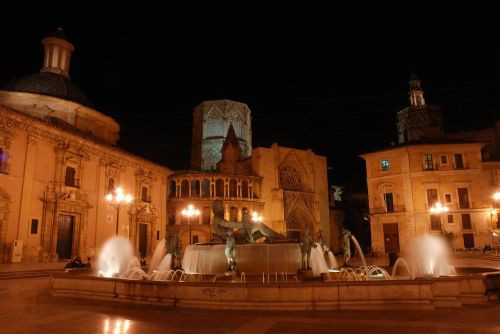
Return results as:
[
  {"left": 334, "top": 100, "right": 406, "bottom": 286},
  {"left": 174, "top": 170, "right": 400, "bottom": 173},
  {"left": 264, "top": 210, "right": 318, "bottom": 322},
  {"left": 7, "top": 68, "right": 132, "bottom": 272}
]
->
[{"left": 0, "top": 29, "right": 170, "bottom": 263}]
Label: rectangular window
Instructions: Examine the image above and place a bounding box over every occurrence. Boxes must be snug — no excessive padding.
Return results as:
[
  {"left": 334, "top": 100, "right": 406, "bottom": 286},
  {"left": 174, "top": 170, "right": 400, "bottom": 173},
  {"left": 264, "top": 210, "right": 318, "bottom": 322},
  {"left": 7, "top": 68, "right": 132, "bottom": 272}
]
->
[
  {"left": 0, "top": 147, "right": 8, "bottom": 174},
  {"left": 447, "top": 215, "right": 454, "bottom": 224},
  {"left": 30, "top": 219, "right": 38, "bottom": 234},
  {"left": 64, "top": 166, "right": 76, "bottom": 187},
  {"left": 157, "top": 230, "right": 160, "bottom": 240},
  {"left": 458, "top": 188, "right": 470, "bottom": 208},
  {"left": 423, "top": 154, "right": 434, "bottom": 170},
  {"left": 445, "top": 193, "right": 452, "bottom": 203},
  {"left": 440, "top": 155, "right": 448, "bottom": 165},
  {"left": 384, "top": 193, "right": 394, "bottom": 212},
  {"left": 192, "top": 235, "right": 199, "bottom": 244},
  {"left": 462, "top": 213, "right": 472, "bottom": 230},
  {"left": 381, "top": 159, "right": 389, "bottom": 171},
  {"left": 426, "top": 189, "right": 438, "bottom": 207},
  {"left": 430, "top": 215, "right": 441, "bottom": 231},
  {"left": 454, "top": 154, "right": 464, "bottom": 169}
]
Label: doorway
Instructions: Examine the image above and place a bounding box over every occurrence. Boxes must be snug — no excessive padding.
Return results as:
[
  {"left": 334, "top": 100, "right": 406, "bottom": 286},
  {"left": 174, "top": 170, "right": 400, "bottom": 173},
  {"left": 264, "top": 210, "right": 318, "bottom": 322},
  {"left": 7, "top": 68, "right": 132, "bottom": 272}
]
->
[
  {"left": 463, "top": 233, "right": 475, "bottom": 248},
  {"left": 56, "top": 215, "right": 74, "bottom": 260},
  {"left": 139, "top": 223, "right": 148, "bottom": 258},
  {"left": 383, "top": 223, "right": 400, "bottom": 253}
]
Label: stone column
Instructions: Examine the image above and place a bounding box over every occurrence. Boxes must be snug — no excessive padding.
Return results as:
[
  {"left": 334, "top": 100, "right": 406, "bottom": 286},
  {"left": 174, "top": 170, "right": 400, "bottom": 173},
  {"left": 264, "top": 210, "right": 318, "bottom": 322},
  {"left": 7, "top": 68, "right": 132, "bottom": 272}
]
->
[{"left": 17, "top": 135, "right": 38, "bottom": 246}]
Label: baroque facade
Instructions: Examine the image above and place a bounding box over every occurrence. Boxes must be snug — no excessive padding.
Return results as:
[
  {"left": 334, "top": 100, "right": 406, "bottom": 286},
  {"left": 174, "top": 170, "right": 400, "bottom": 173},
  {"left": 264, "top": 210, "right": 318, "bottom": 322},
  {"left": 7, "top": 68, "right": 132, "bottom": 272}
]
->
[
  {"left": 0, "top": 29, "right": 170, "bottom": 263},
  {"left": 362, "top": 73, "right": 500, "bottom": 254}
]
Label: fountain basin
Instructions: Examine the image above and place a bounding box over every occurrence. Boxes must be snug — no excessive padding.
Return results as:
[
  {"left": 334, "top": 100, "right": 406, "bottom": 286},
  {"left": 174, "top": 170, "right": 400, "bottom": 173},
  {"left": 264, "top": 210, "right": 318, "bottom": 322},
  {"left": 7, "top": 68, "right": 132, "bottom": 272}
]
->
[
  {"left": 49, "top": 272, "right": 500, "bottom": 310},
  {"left": 182, "top": 242, "right": 303, "bottom": 275}
]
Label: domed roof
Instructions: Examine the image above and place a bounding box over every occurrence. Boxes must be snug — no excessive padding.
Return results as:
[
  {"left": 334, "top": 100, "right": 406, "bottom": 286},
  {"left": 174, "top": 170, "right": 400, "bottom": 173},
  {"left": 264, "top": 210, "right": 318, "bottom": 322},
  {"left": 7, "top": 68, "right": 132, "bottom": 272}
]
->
[
  {"left": 4, "top": 72, "right": 93, "bottom": 108},
  {"left": 45, "top": 27, "right": 70, "bottom": 42}
]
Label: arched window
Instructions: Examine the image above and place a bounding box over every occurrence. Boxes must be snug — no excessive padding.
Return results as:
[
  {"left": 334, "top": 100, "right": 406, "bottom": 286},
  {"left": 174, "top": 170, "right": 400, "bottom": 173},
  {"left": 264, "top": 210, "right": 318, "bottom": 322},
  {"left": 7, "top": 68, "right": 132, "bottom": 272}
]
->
[
  {"left": 191, "top": 180, "right": 200, "bottom": 197},
  {"left": 141, "top": 186, "right": 149, "bottom": 202},
  {"left": 181, "top": 180, "right": 189, "bottom": 198},
  {"left": 201, "top": 179, "right": 210, "bottom": 197},
  {"left": 215, "top": 179, "right": 224, "bottom": 197},
  {"left": 241, "top": 180, "right": 249, "bottom": 198},
  {"left": 229, "top": 207, "right": 238, "bottom": 221},
  {"left": 107, "top": 178, "right": 115, "bottom": 194},
  {"left": 64, "top": 166, "right": 76, "bottom": 187},
  {"left": 202, "top": 207, "right": 211, "bottom": 225},
  {"left": 203, "top": 146, "right": 221, "bottom": 171},
  {"left": 168, "top": 180, "right": 176, "bottom": 198},
  {"left": 279, "top": 166, "right": 303, "bottom": 191},
  {"left": 229, "top": 179, "right": 237, "bottom": 197}
]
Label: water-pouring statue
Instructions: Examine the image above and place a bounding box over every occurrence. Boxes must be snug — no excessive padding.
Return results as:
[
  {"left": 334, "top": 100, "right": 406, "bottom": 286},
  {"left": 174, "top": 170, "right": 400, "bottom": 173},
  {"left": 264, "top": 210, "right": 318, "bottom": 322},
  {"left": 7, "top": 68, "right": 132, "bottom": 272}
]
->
[
  {"left": 225, "top": 230, "right": 237, "bottom": 271},
  {"left": 300, "top": 226, "right": 317, "bottom": 270},
  {"left": 317, "top": 229, "right": 330, "bottom": 253},
  {"left": 342, "top": 228, "right": 352, "bottom": 266},
  {"left": 165, "top": 226, "right": 182, "bottom": 269}
]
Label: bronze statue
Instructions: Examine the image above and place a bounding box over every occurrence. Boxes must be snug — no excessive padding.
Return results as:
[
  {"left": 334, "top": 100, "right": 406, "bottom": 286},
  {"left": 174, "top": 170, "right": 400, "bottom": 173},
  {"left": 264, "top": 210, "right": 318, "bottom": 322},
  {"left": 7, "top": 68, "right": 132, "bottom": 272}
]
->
[
  {"left": 240, "top": 207, "right": 282, "bottom": 243},
  {"left": 165, "top": 227, "right": 182, "bottom": 269},
  {"left": 342, "top": 228, "right": 352, "bottom": 266},
  {"left": 317, "top": 229, "right": 330, "bottom": 254},
  {"left": 212, "top": 200, "right": 241, "bottom": 241},
  {"left": 224, "top": 230, "right": 236, "bottom": 271},
  {"left": 300, "top": 226, "right": 316, "bottom": 270}
]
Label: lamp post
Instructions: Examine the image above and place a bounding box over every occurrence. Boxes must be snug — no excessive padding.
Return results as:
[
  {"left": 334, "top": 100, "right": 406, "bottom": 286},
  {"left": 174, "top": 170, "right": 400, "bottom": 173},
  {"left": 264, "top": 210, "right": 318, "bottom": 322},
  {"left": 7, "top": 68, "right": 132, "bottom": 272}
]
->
[
  {"left": 489, "top": 209, "right": 498, "bottom": 226},
  {"left": 181, "top": 204, "right": 200, "bottom": 245},
  {"left": 106, "top": 187, "right": 133, "bottom": 235}
]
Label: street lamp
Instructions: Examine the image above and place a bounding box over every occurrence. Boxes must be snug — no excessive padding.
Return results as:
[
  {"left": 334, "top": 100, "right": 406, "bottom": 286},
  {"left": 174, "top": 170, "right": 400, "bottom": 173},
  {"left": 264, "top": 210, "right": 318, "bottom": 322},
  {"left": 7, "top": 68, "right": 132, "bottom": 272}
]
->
[
  {"left": 106, "top": 187, "right": 133, "bottom": 235},
  {"left": 181, "top": 204, "right": 200, "bottom": 245},
  {"left": 429, "top": 202, "right": 449, "bottom": 214},
  {"left": 251, "top": 212, "right": 263, "bottom": 223},
  {"left": 493, "top": 192, "right": 500, "bottom": 201},
  {"left": 429, "top": 202, "right": 449, "bottom": 232}
]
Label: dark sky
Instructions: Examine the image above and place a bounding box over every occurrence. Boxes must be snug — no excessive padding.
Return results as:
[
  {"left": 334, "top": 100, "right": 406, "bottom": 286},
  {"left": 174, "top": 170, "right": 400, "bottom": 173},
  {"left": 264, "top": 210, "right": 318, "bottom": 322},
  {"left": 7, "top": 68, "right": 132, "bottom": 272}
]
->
[{"left": 0, "top": 4, "right": 499, "bottom": 191}]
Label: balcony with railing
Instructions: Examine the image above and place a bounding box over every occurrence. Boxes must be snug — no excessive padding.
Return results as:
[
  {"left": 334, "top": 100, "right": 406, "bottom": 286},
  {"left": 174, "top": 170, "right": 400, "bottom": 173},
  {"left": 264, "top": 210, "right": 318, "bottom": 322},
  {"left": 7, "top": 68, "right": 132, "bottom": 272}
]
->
[{"left": 370, "top": 205, "right": 405, "bottom": 214}]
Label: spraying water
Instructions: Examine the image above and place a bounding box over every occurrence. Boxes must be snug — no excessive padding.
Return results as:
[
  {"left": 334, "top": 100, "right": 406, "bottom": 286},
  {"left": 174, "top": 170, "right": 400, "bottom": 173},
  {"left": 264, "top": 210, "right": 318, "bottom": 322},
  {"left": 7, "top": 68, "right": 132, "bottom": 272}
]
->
[
  {"left": 97, "top": 236, "right": 136, "bottom": 278},
  {"left": 407, "top": 233, "right": 455, "bottom": 277},
  {"left": 391, "top": 258, "right": 412, "bottom": 279},
  {"left": 148, "top": 239, "right": 166, "bottom": 274},
  {"left": 350, "top": 235, "right": 366, "bottom": 266}
]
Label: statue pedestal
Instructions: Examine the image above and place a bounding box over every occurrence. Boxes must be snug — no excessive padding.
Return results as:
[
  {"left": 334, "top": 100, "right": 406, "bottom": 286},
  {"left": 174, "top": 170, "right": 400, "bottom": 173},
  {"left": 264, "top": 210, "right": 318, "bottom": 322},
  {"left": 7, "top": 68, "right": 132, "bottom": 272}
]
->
[{"left": 297, "top": 269, "right": 314, "bottom": 281}]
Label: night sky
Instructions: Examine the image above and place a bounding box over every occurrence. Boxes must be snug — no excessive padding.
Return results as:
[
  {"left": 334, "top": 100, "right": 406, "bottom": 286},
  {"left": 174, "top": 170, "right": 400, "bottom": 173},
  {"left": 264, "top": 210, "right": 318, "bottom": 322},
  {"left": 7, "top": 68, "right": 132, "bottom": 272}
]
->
[{"left": 0, "top": 4, "right": 498, "bottom": 190}]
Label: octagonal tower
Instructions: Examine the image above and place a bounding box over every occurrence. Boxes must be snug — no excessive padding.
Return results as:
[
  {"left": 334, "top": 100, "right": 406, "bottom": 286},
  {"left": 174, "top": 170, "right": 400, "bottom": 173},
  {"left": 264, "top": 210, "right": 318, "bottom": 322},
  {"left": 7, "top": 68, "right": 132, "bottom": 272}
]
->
[{"left": 191, "top": 100, "right": 252, "bottom": 171}]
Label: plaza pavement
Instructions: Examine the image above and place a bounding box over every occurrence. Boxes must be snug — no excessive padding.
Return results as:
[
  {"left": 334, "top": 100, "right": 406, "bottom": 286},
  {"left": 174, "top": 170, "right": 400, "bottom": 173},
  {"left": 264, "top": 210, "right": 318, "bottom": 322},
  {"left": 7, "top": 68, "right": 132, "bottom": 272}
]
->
[{"left": 1, "top": 276, "right": 500, "bottom": 334}]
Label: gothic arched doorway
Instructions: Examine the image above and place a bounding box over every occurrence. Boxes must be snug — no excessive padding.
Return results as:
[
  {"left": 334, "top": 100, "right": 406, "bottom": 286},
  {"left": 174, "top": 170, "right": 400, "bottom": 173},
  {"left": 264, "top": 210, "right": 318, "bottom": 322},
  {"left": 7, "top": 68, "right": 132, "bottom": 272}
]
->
[{"left": 285, "top": 208, "right": 314, "bottom": 242}]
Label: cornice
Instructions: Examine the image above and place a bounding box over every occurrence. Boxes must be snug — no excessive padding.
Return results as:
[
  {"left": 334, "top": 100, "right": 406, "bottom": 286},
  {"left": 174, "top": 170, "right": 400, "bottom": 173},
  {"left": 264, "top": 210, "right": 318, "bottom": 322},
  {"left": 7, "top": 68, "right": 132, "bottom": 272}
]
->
[{"left": 0, "top": 104, "right": 171, "bottom": 178}]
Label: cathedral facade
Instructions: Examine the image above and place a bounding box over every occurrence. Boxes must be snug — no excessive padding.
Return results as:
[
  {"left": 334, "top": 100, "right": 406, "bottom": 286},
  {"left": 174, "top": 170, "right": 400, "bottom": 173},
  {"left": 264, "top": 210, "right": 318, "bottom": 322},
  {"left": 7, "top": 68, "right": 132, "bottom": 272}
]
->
[{"left": 169, "top": 100, "right": 330, "bottom": 247}]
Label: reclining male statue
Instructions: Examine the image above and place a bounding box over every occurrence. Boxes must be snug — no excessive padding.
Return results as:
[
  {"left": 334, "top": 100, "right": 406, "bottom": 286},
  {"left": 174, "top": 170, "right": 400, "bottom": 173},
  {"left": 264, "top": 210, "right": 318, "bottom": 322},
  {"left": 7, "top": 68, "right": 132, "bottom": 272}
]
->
[{"left": 211, "top": 200, "right": 283, "bottom": 243}]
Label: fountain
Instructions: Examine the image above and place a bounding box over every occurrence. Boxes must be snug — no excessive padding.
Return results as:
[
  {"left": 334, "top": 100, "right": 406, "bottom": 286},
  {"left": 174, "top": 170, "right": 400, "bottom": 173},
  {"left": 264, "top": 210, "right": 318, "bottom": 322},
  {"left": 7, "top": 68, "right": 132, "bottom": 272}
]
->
[
  {"left": 52, "top": 202, "right": 500, "bottom": 311},
  {"left": 97, "top": 236, "right": 138, "bottom": 278},
  {"left": 406, "top": 233, "right": 456, "bottom": 277},
  {"left": 391, "top": 258, "right": 412, "bottom": 279}
]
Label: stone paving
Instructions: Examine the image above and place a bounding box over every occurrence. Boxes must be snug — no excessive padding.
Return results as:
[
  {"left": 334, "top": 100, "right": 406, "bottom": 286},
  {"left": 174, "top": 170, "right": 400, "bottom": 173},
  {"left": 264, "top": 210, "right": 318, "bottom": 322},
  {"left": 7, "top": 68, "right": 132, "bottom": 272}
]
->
[{"left": 1, "top": 277, "right": 500, "bottom": 334}]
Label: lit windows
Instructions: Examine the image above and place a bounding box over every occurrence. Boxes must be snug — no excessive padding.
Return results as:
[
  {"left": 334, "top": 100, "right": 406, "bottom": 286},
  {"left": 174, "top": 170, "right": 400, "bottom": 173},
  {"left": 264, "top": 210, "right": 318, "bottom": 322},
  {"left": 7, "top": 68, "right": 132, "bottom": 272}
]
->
[
  {"left": 423, "top": 154, "right": 434, "bottom": 170},
  {"left": 381, "top": 159, "right": 389, "bottom": 171}
]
